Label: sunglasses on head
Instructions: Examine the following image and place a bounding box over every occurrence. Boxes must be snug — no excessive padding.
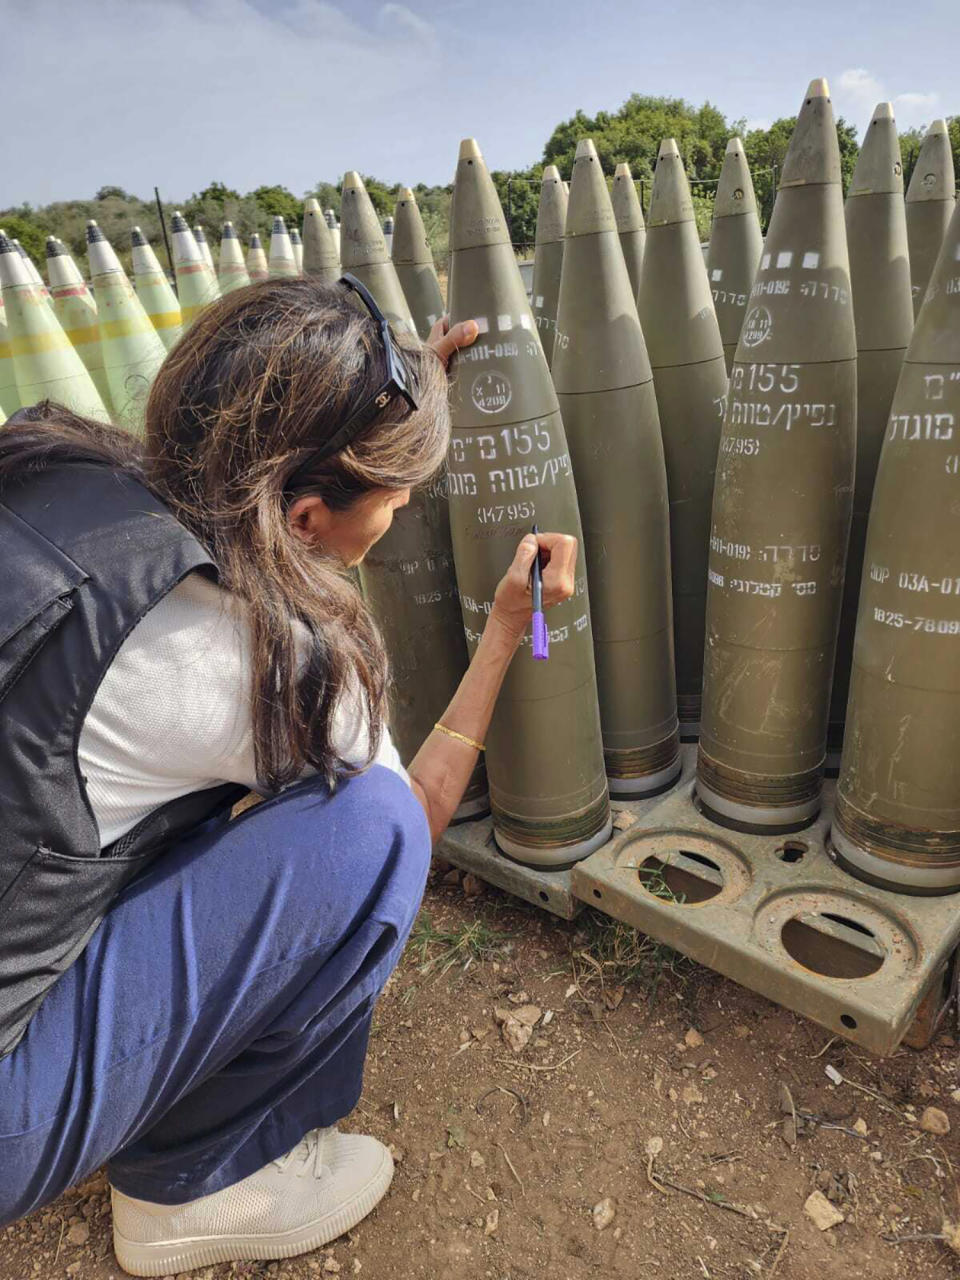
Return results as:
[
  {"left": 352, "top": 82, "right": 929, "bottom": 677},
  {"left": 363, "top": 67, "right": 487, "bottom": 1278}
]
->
[{"left": 288, "top": 274, "right": 420, "bottom": 480}]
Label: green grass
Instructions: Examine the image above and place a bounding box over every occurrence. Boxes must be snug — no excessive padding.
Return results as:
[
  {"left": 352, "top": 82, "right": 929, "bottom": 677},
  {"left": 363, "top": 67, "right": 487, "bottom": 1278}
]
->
[
  {"left": 572, "top": 908, "right": 690, "bottom": 997},
  {"left": 409, "top": 912, "right": 515, "bottom": 977}
]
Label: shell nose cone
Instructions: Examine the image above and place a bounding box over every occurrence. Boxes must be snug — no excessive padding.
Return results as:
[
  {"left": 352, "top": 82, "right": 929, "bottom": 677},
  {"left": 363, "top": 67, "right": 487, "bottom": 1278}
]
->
[
  {"left": 85, "top": 221, "right": 105, "bottom": 243},
  {"left": 657, "top": 138, "right": 681, "bottom": 161},
  {"left": 806, "top": 77, "right": 830, "bottom": 98},
  {"left": 574, "top": 138, "right": 598, "bottom": 161},
  {"left": 458, "top": 138, "right": 482, "bottom": 162},
  {"left": 872, "top": 101, "right": 894, "bottom": 121}
]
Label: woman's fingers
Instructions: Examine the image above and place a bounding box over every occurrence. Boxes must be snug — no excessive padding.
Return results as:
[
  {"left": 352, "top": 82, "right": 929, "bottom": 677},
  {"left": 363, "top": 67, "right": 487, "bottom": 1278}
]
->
[
  {"left": 427, "top": 317, "right": 480, "bottom": 369},
  {"left": 536, "top": 532, "right": 578, "bottom": 607}
]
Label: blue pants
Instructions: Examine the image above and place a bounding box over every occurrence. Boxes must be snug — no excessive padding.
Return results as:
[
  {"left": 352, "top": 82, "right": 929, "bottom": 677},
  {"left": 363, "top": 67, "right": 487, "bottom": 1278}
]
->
[{"left": 0, "top": 766, "right": 430, "bottom": 1224}]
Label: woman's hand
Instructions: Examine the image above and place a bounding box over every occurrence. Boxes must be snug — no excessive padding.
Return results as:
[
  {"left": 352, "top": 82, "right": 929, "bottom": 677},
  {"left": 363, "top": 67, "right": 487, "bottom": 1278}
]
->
[
  {"left": 490, "top": 531, "right": 579, "bottom": 643},
  {"left": 427, "top": 316, "right": 479, "bottom": 369}
]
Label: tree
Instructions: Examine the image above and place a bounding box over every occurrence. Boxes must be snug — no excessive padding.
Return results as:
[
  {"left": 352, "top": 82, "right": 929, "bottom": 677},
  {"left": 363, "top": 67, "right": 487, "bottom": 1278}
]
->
[
  {"left": 251, "top": 184, "right": 303, "bottom": 228},
  {"left": 1, "top": 213, "right": 46, "bottom": 264},
  {"left": 95, "top": 185, "right": 133, "bottom": 202}
]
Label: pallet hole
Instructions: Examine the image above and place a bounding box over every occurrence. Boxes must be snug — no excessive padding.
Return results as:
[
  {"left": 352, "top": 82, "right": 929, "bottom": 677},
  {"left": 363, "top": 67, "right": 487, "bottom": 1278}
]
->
[
  {"left": 840, "top": 1013, "right": 858, "bottom": 1029},
  {"left": 781, "top": 911, "right": 884, "bottom": 979},
  {"left": 638, "top": 850, "right": 723, "bottom": 905},
  {"left": 538, "top": 891, "right": 549, "bottom": 903},
  {"left": 776, "top": 840, "right": 807, "bottom": 864},
  {"left": 592, "top": 889, "right": 602, "bottom": 899}
]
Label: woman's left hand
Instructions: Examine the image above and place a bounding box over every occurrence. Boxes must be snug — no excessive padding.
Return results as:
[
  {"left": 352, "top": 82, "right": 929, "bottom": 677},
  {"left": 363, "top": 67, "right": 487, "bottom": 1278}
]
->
[
  {"left": 427, "top": 316, "right": 479, "bottom": 369},
  {"left": 490, "top": 531, "right": 579, "bottom": 642}
]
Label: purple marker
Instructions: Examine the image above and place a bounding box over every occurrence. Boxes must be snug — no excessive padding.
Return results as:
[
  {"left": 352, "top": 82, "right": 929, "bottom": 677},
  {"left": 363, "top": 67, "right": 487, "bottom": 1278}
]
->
[{"left": 530, "top": 524, "right": 548, "bottom": 661}]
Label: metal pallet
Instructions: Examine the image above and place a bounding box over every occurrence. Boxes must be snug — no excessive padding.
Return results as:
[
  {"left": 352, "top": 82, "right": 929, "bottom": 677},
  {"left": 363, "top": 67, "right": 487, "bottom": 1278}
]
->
[{"left": 439, "top": 746, "right": 960, "bottom": 1054}]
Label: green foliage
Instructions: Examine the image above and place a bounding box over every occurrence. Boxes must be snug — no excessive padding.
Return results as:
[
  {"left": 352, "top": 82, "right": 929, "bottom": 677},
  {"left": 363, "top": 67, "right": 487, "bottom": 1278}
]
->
[
  {"left": 95, "top": 185, "right": 134, "bottom": 202},
  {"left": 0, "top": 213, "right": 46, "bottom": 263},
  {"left": 492, "top": 169, "right": 541, "bottom": 249},
  {"left": 251, "top": 184, "right": 303, "bottom": 228}
]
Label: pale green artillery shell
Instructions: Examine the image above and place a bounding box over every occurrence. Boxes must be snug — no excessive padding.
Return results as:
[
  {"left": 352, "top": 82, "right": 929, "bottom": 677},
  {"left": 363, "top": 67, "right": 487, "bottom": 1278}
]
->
[
  {"left": 834, "top": 202, "right": 960, "bottom": 892},
  {"left": 0, "top": 307, "right": 21, "bottom": 418},
  {"left": 51, "top": 281, "right": 114, "bottom": 415},
  {"left": 94, "top": 270, "right": 167, "bottom": 433},
  {"left": 553, "top": 139, "right": 679, "bottom": 795},
  {"left": 698, "top": 85, "right": 857, "bottom": 830},
  {"left": 4, "top": 280, "right": 108, "bottom": 420},
  {"left": 446, "top": 142, "right": 610, "bottom": 865},
  {"left": 302, "top": 201, "right": 341, "bottom": 283},
  {"left": 830, "top": 125, "right": 913, "bottom": 748},
  {"left": 610, "top": 165, "right": 646, "bottom": 300},
  {"left": 359, "top": 480, "right": 488, "bottom": 817}
]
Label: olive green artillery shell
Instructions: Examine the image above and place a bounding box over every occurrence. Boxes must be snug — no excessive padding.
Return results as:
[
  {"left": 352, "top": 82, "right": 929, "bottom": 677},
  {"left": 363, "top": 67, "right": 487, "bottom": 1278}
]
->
[
  {"left": 833, "top": 202, "right": 960, "bottom": 893},
  {"left": 0, "top": 304, "right": 21, "bottom": 419},
  {"left": 706, "top": 137, "right": 764, "bottom": 373},
  {"left": 340, "top": 173, "right": 416, "bottom": 335},
  {"left": 446, "top": 139, "right": 611, "bottom": 866},
  {"left": 46, "top": 239, "right": 114, "bottom": 414},
  {"left": 637, "top": 139, "right": 728, "bottom": 735},
  {"left": 552, "top": 140, "right": 679, "bottom": 796},
  {"left": 130, "top": 227, "right": 183, "bottom": 350},
  {"left": 0, "top": 235, "right": 108, "bottom": 421},
  {"left": 830, "top": 105, "right": 914, "bottom": 751},
  {"left": 302, "top": 199, "right": 341, "bottom": 283},
  {"left": 905, "top": 120, "right": 956, "bottom": 317},
  {"left": 392, "top": 188, "right": 445, "bottom": 340},
  {"left": 359, "top": 477, "right": 488, "bottom": 821},
  {"left": 698, "top": 81, "right": 857, "bottom": 832},
  {"left": 530, "top": 166, "right": 567, "bottom": 368},
  {"left": 610, "top": 162, "right": 646, "bottom": 301}
]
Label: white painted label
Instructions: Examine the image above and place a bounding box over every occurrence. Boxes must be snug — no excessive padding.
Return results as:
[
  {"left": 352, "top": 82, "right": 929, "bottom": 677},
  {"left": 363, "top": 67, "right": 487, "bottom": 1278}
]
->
[
  {"left": 534, "top": 294, "right": 544, "bottom": 307},
  {"left": 475, "top": 316, "right": 489, "bottom": 334},
  {"left": 519, "top": 314, "right": 532, "bottom": 330},
  {"left": 776, "top": 251, "right": 793, "bottom": 268},
  {"left": 497, "top": 314, "right": 512, "bottom": 331},
  {"left": 761, "top": 253, "right": 771, "bottom": 269},
  {"left": 802, "top": 251, "right": 820, "bottom": 269},
  {"left": 711, "top": 268, "right": 723, "bottom": 281}
]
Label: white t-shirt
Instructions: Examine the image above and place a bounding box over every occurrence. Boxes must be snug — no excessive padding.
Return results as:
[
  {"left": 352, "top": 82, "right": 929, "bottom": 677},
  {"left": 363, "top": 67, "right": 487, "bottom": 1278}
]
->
[{"left": 78, "top": 572, "right": 408, "bottom": 847}]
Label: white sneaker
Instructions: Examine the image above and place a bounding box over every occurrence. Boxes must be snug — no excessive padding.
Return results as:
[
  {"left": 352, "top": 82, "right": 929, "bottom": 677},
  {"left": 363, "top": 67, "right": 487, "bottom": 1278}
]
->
[{"left": 111, "top": 1126, "right": 394, "bottom": 1277}]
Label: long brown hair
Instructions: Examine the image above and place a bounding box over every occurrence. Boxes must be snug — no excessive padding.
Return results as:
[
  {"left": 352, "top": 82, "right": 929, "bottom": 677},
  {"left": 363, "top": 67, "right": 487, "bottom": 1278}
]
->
[{"left": 0, "top": 278, "right": 450, "bottom": 790}]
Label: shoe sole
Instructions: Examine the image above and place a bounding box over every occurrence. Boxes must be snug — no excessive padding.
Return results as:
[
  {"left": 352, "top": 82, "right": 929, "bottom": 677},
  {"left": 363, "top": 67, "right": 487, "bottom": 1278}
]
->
[{"left": 113, "top": 1146, "right": 394, "bottom": 1277}]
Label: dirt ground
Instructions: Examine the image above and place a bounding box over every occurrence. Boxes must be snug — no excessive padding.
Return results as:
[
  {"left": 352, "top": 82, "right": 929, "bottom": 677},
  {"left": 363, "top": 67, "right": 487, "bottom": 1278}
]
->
[{"left": 4, "top": 864, "right": 960, "bottom": 1280}]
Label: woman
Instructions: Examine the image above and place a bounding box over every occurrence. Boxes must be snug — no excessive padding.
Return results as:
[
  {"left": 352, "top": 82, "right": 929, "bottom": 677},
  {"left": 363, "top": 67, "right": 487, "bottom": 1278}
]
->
[{"left": 0, "top": 276, "right": 577, "bottom": 1276}]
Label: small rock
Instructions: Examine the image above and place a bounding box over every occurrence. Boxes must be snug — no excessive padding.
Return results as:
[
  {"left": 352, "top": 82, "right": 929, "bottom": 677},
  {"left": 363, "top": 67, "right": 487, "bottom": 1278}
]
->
[
  {"left": 684, "top": 1028, "right": 704, "bottom": 1049},
  {"left": 484, "top": 1208, "right": 499, "bottom": 1237},
  {"left": 853, "top": 1118, "right": 869, "bottom": 1136},
  {"left": 66, "top": 1266, "right": 81, "bottom": 1278},
  {"left": 388, "top": 1144, "right": 405, "bottom": 1164},
  {"left": 602, "top": 986, "right": 625, "bottom": 1011},
  {"left": 542, "top": 1010, "right": 554, "bottom": 1026},
  {"left": 542, "top": 1111, "right": 551, "bottom": 1127},
  {"left": 441, "top": 868, "right": 461, "bottom": 886},
  {"left": 352, "top": 1261, "right": 362, "bottom": 1275},
  {"left": 644, "top": 1136, "right": 663, "bottom": 1157},
  {"left": 458, "top": 1028, "right": 471, "bottom": 1044},
  {"left": 462, "top": 873, "right": 484, "bottom": 897},
  {"left": 869, "top": 1150, "right": 884, "bottom": 1163},
  {"left": 681, "top": 1083, "right": 704, "bottom": 1106},
  {"left": 951, "top": 1089, "right": 960, "bottom": 1104},
  {"left": 612, "top": 809, "right": 637, "bottom": 831},
  {"left": 920, "top": 1106, "right": 951, "bottom": 1135},
  {"left": 500, "top": 1016, "right": 533, "bottom": 1054},
  {"left": 513, "top": 1004, "right": 542, "bottom": 1027},
  {"left": 592, "top": 1197, "right": 616, "bottom": 1231},
  {"left": 733, "top": 1024, "right": 751, "bottom": 1038},
  {"left": 323, "top": 1259, "right": 341, "bottom": 1274},
  {"left": 506, "top": 990, "right": 530, "bottom": 1005},
  {"left": 804, "top": 1190, "right": 844, "bottom": 1231},
  {"left": 66, "top": 1223, "right": 89, "bottom": 1247},
  {"left": 470, "top": 1151, "right": 485, "bottom": 1169}
]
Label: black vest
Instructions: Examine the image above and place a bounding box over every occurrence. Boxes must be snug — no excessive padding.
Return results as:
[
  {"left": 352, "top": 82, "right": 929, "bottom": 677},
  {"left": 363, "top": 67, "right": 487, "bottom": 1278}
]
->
[{"left": 0, "top": 462, "right": 245, "bottom": 1059}]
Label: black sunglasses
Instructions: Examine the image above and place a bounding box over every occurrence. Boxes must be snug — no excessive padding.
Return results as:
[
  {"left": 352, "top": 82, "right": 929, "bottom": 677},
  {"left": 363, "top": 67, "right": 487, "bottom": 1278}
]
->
[{"left": 288, "top": 273, "right": 420, "bottom": 480}]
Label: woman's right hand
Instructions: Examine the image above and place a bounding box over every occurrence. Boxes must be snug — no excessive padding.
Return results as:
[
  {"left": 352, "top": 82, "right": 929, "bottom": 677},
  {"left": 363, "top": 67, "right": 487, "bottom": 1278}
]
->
[{"left": 490, "top": 531, "right": 579, "bottom": 643}]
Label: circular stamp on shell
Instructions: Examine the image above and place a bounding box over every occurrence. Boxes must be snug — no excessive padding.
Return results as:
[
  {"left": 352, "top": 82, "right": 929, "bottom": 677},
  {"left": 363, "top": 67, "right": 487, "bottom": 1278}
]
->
[
  {"left": 741, "top": 305, "right": 772, "bottom": 348},
  {"left": 471, "top": 371, "right": 512, "bottom": 415}
]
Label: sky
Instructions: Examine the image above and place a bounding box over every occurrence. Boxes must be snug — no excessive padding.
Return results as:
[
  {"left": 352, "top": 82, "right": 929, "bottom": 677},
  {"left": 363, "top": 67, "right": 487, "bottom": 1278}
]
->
[{"left": 3, "top": 0, "right": 957, "bottom": 207}]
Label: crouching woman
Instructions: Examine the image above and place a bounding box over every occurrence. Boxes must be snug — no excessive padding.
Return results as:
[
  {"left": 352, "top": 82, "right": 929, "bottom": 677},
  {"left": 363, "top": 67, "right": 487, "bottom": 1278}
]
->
[{"left": 0, "top": 276, "right": 576, "bottom": 1275}]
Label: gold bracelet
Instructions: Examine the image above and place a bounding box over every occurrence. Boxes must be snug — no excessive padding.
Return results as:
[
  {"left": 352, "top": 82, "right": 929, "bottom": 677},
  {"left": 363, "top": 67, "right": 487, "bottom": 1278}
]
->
[{"left": 433, "top": 722, "right": 485, "bottom": 752}]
